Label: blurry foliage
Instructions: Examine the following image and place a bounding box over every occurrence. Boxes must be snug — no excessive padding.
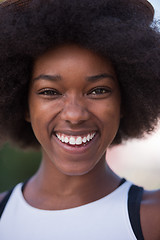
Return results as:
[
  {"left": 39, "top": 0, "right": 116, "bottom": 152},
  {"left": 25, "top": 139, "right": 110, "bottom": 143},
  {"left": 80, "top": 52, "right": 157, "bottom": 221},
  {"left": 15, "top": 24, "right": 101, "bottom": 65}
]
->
[{"left": 0, "top": 143, "right": 41, "bottom": 192}]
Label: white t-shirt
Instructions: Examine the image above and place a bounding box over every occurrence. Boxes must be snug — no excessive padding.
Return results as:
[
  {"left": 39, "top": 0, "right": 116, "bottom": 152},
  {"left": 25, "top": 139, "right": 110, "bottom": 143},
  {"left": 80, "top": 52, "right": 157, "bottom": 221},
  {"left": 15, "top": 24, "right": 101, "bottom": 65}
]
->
[{"left": 0, "top": 181, "right": 138, "bottom": 240}]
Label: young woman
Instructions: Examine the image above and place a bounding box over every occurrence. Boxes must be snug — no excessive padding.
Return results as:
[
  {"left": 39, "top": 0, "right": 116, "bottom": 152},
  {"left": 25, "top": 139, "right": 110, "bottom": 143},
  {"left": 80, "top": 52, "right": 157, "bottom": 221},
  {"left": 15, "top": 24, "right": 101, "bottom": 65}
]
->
[{"left": 0, "top": 0, "right": 160, "bottom": 239}]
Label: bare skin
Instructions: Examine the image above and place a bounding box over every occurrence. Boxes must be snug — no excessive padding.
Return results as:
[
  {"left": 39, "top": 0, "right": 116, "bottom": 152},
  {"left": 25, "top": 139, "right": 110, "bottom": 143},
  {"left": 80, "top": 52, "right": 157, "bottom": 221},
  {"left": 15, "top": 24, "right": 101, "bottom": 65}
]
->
[
  {"left": 141, "top": 190, "right": 160, "bottom": 240},
  {"left": 23, "top": 44, "right": 122, "bottom": 210},
  {"left": 0, "top": 44, "right": 160, "bottom": 240},
  {"left": 22, "top": 156, "right": 121, "bottom": 210},
  {"left": 0, "top": 192, "right": 8, "bottom": 202}
]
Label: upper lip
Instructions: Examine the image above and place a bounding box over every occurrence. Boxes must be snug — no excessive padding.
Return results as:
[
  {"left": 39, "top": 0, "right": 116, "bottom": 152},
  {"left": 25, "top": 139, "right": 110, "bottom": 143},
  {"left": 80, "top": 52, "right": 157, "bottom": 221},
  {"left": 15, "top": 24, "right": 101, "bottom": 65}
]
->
[{"left": 53, "top": 130, "right": 97, "bottom": 136}]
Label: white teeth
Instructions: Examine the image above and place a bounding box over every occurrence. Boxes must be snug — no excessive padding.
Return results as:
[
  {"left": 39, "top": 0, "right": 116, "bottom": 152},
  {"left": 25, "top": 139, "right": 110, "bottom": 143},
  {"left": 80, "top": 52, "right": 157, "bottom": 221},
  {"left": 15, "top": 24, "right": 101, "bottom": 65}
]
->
[
  {"left": 57, "top": 135, "right": 61, "bottom": 141},
  {"left": 56, "top": 132, "right": 96, "bottom": 146},
  {"left": 69, "top": 137, "right": 76, "bottom": 145},
  {"left": 64, "top": 136, "right": 69, "bottom": 143},
  {"left": 87, "top": 134, "right": 90, "bottom": 141},
  {"left": 62, "top": 135, "right": 65, "bottom": 142},
  {"left": 76, "top": 137, "right": 82, "bottom": 145}
]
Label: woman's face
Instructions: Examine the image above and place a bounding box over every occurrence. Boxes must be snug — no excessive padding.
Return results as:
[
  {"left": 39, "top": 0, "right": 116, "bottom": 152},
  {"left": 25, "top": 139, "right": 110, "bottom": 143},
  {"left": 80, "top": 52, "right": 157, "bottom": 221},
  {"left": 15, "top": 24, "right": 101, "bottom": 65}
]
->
[{"left": 27, "top": 44, "right": 121, "bottom": 176}]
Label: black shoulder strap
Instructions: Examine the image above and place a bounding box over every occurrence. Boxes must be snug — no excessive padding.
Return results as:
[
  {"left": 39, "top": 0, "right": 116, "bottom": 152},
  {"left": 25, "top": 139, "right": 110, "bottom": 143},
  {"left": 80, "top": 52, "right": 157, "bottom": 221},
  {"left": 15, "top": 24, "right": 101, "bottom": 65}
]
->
[
  {"left": 128, "top": 185, "right": 144, "bottom": 240},
  {"left": 0, "top": 179, "right": 29, "bottom": 219},
  {"left": 0, "top": 188, "right": 14, "bottom": 219}
]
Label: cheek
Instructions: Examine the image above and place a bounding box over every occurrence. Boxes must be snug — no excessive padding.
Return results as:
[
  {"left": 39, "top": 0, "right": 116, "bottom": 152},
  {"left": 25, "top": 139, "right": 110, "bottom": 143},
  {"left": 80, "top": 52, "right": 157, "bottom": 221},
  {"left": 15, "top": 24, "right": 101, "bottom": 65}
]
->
[
  {"left": 101, "top": 107, "right": 120, "bottom": 133},
  {"left": 91, "top": 98, "right": 121, "bottom": 140},
  {"left": 91, "top": 97, "right": 121, "bottom": 123},
  {"left": 102, "top": 110, "right": 120, "bottom": 146},
  {"left": 29, "top": 95, "right": 61, "bottom": 122},
  {"left": 28, "top": 98, "right": 61, "bottom": 141}
]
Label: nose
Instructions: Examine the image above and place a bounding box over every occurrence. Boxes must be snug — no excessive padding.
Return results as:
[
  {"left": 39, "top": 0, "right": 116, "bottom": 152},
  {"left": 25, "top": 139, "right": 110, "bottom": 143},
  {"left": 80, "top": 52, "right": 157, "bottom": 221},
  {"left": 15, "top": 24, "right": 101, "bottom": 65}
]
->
[{"left": 60, "top": 96, "right": 90, "bottom": 124}]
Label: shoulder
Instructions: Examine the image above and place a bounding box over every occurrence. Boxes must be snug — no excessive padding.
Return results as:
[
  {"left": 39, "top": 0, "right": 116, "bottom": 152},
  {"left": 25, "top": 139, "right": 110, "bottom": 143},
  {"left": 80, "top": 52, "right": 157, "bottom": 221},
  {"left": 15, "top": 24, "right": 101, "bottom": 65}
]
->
[
  {"left": 141, "top": 189, "right": 160, "bottom": 240},
  {"left": 0, "top": 186, "right": 17, "bottom": 205},
  {"left": 0, "top": 192, "right": 8, "bottom": 203}
]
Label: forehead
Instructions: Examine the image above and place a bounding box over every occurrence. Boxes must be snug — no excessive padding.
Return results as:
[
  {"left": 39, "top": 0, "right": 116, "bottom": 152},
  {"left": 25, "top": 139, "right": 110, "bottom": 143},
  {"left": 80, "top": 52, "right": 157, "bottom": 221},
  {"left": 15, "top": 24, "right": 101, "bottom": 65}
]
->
[{"left": 32, "top": 44, "right": 116, "bottom": 77}]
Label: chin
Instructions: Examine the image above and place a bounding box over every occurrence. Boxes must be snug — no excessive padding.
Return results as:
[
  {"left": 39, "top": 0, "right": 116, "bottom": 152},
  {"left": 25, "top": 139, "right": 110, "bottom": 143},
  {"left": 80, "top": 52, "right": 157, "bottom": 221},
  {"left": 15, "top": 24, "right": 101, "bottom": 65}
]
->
[{"left": 56, "top": 162, "right": 97, "bottom": 177}]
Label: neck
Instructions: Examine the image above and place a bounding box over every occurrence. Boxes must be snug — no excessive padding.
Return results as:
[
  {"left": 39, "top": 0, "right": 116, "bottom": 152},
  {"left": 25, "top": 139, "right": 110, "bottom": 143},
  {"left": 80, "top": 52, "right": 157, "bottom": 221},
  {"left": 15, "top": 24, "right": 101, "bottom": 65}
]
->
[{"left": 24, "top": 153, "right": 120, "bottom": 210}]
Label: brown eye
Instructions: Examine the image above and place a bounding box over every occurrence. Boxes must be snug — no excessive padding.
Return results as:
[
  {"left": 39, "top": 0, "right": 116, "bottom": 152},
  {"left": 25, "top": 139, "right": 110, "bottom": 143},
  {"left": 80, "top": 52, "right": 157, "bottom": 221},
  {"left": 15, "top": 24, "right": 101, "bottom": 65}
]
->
[
  {"left": 88, "top": 87, "right": 111, "bottom": 95},
  {"left": 38, "top": 89, "right": 61, "bottom": 96}
]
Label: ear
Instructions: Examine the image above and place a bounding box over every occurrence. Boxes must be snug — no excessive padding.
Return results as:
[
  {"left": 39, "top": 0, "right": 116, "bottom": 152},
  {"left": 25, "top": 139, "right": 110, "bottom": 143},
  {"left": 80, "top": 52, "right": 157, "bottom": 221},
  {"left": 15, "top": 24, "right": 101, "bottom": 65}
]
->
[{"left": 25, "top": 110, "right": 31, "bottom": 122}]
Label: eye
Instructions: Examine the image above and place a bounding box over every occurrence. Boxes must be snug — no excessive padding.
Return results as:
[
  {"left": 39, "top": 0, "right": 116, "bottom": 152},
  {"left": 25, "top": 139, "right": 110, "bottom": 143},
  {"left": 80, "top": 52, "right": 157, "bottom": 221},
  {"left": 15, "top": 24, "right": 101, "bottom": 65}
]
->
[
  {"left": 88, "top": 87, "right": 112, "bottom": 96},
  {"left": 37, "top": 88, "right": 61, "bottom": 97}
]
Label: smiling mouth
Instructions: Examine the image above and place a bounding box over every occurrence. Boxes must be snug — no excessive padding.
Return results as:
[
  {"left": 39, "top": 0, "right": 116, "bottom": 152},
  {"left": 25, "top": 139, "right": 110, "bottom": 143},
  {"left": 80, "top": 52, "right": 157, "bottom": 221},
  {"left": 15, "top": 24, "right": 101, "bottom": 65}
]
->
[{"left": 55, "top": 132, "right": 96, "bottom": 146}]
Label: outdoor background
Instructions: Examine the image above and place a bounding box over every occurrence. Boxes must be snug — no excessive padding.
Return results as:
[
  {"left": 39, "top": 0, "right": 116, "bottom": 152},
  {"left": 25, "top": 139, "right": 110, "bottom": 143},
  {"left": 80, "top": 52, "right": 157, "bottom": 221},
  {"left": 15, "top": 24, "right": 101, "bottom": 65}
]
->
[{"left": 0, "top": 0, "right": 160, "bottom": 192}]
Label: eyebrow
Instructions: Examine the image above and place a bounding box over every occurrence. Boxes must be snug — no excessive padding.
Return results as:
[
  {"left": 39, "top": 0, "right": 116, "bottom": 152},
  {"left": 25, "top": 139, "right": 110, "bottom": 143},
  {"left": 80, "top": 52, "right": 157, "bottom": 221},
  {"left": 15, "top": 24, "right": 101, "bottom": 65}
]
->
[
  {"left": 32, "top": 73, "right": 115, "bottom": 82},
  {"left": 86, "top": 73, "right": 115, "bottom": 82},
  {"left": 32, "top": 74, "right": 61, "bottom": 81}
]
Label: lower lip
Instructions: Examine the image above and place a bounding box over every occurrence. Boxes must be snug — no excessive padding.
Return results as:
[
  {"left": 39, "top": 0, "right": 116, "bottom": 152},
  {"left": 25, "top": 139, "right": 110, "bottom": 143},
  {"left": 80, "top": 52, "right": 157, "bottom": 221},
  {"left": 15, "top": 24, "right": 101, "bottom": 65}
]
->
[{"left": 52, "top": 133, "right": 99, "bottom": 154}]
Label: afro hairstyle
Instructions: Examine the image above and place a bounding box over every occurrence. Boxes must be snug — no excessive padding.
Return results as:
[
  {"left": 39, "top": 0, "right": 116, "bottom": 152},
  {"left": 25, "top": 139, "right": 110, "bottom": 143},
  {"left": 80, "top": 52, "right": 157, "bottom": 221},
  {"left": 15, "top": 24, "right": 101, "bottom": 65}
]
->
[{"left": 0, "top": 0, "right": 160, "bottom": 149}]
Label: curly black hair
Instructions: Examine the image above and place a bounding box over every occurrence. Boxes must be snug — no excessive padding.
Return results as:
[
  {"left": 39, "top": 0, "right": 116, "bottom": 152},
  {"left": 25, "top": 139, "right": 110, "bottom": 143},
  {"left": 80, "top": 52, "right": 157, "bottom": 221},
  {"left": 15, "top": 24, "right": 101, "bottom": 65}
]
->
[{"left": 0, "top": 0, "right": 160, "bottom": 149}]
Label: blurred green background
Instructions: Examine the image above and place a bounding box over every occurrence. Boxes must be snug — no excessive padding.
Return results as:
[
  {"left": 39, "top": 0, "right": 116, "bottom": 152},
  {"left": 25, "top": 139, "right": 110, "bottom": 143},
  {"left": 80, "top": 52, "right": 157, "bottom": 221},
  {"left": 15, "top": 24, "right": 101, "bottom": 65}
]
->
[{"left": 0, "top": 143, "right": 41, "bottom": 192}]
